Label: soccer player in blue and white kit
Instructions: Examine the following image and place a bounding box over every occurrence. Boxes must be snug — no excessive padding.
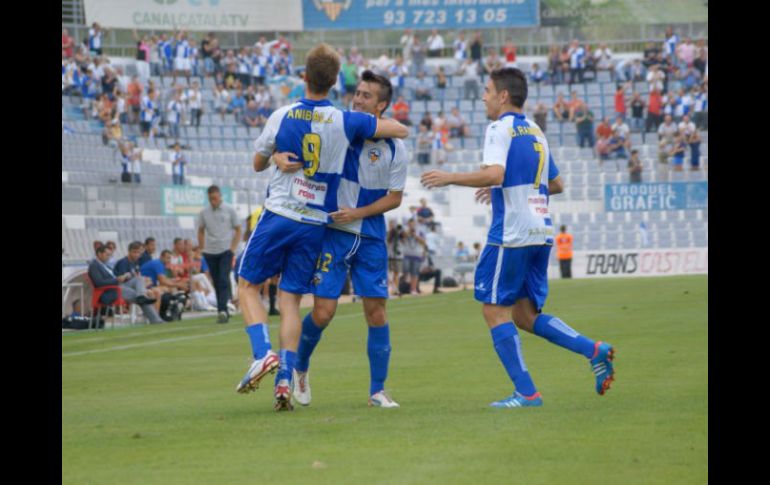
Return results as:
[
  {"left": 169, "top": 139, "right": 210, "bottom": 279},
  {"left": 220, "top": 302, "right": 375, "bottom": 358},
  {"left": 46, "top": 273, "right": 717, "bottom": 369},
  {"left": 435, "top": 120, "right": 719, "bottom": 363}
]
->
[
  {"left": 285, "top": 71, "right": 408, "bottom": 409},
  {"left": 421, "top": 68, "right": 615, "bottom": 408},
  {"left": 235, "top": 44, "right": 409, "bottom": 411}
]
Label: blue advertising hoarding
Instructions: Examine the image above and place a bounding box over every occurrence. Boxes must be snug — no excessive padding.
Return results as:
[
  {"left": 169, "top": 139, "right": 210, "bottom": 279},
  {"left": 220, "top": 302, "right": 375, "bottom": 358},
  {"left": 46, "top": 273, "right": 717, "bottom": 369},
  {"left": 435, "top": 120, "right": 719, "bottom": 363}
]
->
[
  {"left": 302, "top": 0, "right": 540, "bottom": 31},
  {"left": 604, "top": 182, "right": 708, "bottom": 212}
]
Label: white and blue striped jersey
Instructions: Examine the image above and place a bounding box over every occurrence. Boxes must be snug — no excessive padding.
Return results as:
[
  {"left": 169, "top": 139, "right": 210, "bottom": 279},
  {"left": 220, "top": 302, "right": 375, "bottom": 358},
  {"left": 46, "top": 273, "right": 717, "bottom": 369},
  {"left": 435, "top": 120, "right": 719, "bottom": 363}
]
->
[
  {"left": 570, "top": 46, "right": 585, "bottom": 69},
  {"left": 331, "top": 137, "right": 408, "bottom": 240},
  {"left": 140, "top": 96, "right": 156, "bottom": 123},
  {"left": 166, "top": 100, "right": 181, "bottom": 124},
  {"left": 482, "top": 112, "right": 560, "bottom": 247},
  {"left": 175, "top": 40, "right": 189, "bottom": 59},
  {"left": 88, "top": 29, "right": 102, "bottom": 50},
  {"left": 253, "top": 98, "right": 377, "bottom": 225},
  {"left": 664, "top": 34, "right": 679, "bottom": 57}
]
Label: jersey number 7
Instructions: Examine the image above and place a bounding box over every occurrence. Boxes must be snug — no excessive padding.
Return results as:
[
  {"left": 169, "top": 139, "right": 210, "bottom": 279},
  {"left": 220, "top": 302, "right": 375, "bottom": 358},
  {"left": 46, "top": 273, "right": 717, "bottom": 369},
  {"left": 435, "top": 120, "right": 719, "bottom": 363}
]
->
[{"left": 533, "top": 142, "right": 545, "bottom": 189}]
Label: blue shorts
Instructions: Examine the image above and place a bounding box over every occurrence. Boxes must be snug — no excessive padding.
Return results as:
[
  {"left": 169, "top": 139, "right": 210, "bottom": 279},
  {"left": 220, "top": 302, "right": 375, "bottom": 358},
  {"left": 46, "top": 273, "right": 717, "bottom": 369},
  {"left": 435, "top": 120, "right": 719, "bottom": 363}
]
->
[
  {"left": 238, "top": 210, "right": 326, "bottom": 294},
  {"left": 474, "top": 244, "right": 551, "bottom": 310},
  {"left": 312, "top": 229, "right": 389, "bottom": 299}
]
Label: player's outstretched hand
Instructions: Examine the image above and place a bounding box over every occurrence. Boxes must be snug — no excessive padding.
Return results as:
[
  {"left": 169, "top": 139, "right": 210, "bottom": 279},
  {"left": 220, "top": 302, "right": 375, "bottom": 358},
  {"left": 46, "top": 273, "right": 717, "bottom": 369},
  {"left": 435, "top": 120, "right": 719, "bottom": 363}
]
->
[
  {"left": 475, "top": 187, "right": 491, "bottom": 204},
  {"left": 330, "top": 207, "right": 362, "bottom": 224},
  {"left": 421, "top": 170, "right": 451, "bottom": 188},
  {"left": 273, "top": 151, "right": 303, "bottom": 173}
]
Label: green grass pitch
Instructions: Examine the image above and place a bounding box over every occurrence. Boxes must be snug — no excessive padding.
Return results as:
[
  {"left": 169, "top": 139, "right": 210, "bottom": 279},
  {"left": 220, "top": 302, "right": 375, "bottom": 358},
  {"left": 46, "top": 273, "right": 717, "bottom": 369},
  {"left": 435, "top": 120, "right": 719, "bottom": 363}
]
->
[{"left": 62, "top": 275, "right": 707, "bottom": 485}]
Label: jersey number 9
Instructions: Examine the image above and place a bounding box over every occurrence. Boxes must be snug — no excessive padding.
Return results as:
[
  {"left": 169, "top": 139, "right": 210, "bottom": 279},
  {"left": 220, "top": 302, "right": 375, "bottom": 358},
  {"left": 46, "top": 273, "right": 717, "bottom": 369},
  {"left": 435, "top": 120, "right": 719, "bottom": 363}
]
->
[{"left": 302, "top": 133, "right": 322, "bottom": 178}]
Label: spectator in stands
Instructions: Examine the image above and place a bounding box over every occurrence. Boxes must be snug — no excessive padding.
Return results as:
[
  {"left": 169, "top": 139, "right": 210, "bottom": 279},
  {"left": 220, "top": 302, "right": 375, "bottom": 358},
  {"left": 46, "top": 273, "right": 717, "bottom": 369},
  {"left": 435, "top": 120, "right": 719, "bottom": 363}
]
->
[
  {"left": 555, "top": 226, "right": 573, "bottom": 279},
  {"left": 170, "top": 237, "right": 187, "bottom": 278},
  {"left": 596, "top": 133, "right": 612, "bottom": 164},
  {"left": 533, "top": 102, "right": 548, "bottom": 133},
  {"left": 414, "top": 71, "right": 432, "bottom": 101},
  {"left": 568, "top": 40, "right": 585, "bottom": 84},
  {"left": 138, "top": 237, "right": 156, "bottom": 267},
  {"left": 172, "top": 143, "right": 187, "bottom": 185},
  {"left": 594, "top": 43, "right": 614, "bottom": 78},
  {"left": 629, "top": 59, "right": 646, "bottom": 82},
  {"left": 62, "top": 28, "right": 74, "bottom": 58},
  {"left": 447, "top": 107, "right": 469, "bottom": 138},
  {"left": 88, "top": 22, "right": 105, "bottom": 56},
  {"left": 472, "top": 242, "right": 482, "bottom": 261},
  {"left": 628, "top": 149, "right": 643, "bottom": 183},
  {"left": 388, "top": 55, "right": 408, "bottom": 98},
  {"left": 400, "top": 29, "right": 415, "bottom": 66},
  {"left": 453, "top": 32, "right": 468, "bottom": 69},
  {"left": 140, "top": 88, "right": 159, "bottom": 139},
  {"left": 341, "top": 55, "right": 359, "bottom": 106},
  {"left": 436, "top": 66, "right": 448, "bottom": 101},
  {"left": 105, "top": 241, "right": 118, "bottom": 268},
  {"left": 226, "top": 86, "right": 246, "bottom": 122},
  {"left": 612, "top": 116, "right": 631, "bottom": 148},
  {"left": 80, "top": 69, "right": 98, "bottom": 119},
  {"left": 530, "top": 63, "right": 546, "bottom": 85},
  {"left": 567, "top": 90, "right": 584, "bottom": 121},
  {"left": 678, "top": 115, "right": 701, "bottom": 170},
  {"left": 114, "top": 241, "right": 164, "bottom": 300},
  {"left": 606, "top": 131, "right": 629, "bottom": 162},
  {"left": 614, "top": 83, "right": 628, "bottom": 120},
  {"left": 416, "top": 124, "right": 432, "bottom": 166},
  {"left": 402, "top": 220, "right": 426, "bottom": 296},
  {"left": 629, "top": 91, "right": 646, "bottom": 138},
  {"left": 411, "top": 36, "right": 427, "bottom": 76},
  {"left": 502, "top": 38, "right": 517, "bottom": 68},
  {"left": 583, "top": 45, "right": 597, "bottom": 81},
  {"left": 197, "top": 185, "right": 241, "bottom": 323},
  {"left": 663, "top": 26, "right": 679, "bottom": 61},
  {"left": 669, "top": 132, "right": 686, "bottom": 172},
  {"left": 166, "top": 90, "right": 183, "bottom": 142},
  {"left": 419, "top": 111, "right": 433, "bottom": 131},
  {"left": 427, "top": 29, "right": 445, "bottom": 58},
  {"left": 647, "top": 88, "right": 663, "bottom": 133},
  {"left": 553, "top": 93, "right": 569, "bottom": 123},
  {"left": 483, "top": 47, "right": 503, "bottom": 75},
  {"left": 417, "top": 199, "right": 435, "bottom": 226},
  {"left": 458, "top": 59, "right": 480, "bottom": 100},
  {"left": 646, "top": 64, "right": 665, "bottom": 93},
  {"left": 657, "top": 115, "right": 678, "bottom": 165},
  {"left": 126, "top": 76, "right": 143, "bottom": 124},
  {"left": 431, "top": 128, "right": 448, "bottom": 166},
  {"left": 547, "top": 45, "right": 562, "bottom": 84},
  {"left": 469, "top": 32, "right": 483, "bottom": 64},
  {"left": 185, "top": 80, "right": 203, "bottom": 128},
  {"left": 596, "top": 117, "right": 613, "bottom": 140},
  {"left": 89, "top": 244, "right": 163, "bottom": 324},
  {"left": 574, "top": 104, "right": 595, "bottom": 148},
  {"left": 387, "top": 219, "right": 404, "bottom": 295},
  {"left": 242, "top": 100, "right": 262, "bottom": 128},
  {"left": 392, "top": 96, "right": 412, "bottom": 126},
  {"left": 692, "top": 85, "right": 708, "bottom": 130},
  {"left": 643, "top": 41, "right": 661, "bottom": 69},
  {"left": 455, "top": 241, "right": 471, "bottom": 261},
  {"left": 118, "top": 139, "right": 134, "bottom": 183},
  {"left": 693, "top": 43, "right": 707, "bottom": 78}
]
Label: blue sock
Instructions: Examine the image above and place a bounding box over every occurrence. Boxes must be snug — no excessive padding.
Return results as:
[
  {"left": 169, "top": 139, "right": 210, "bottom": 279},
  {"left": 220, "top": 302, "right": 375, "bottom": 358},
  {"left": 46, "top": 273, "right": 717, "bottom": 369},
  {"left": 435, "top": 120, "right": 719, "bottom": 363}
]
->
[
  {"left": 296, "top": 313, "right": 326, "bottom": 373},
  {"left": 275, "top": 349, "right": 297, "bottom": 384},
  {"left": 368, "top": 324, "right": 391, "bottom": 396},
  {"left": 533, "top": 314, "right": 596, "bottom": 359},
  {"left": 490, "top": 322, "right": 538, "bottom": 397},
  {"left": 245, "top": 323, "right": 271, "bottom": 360}
]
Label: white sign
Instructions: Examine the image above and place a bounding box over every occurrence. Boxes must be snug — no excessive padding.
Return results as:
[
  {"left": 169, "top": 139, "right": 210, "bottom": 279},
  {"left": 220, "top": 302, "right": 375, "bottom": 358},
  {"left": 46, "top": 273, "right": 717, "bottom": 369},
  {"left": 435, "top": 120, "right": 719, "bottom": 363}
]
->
[
  {"left": 567, "top": 248, "right": 708, "bottom": 279},
  {"left": 84, "top": 0, "right": 303, "bottom": 32}
]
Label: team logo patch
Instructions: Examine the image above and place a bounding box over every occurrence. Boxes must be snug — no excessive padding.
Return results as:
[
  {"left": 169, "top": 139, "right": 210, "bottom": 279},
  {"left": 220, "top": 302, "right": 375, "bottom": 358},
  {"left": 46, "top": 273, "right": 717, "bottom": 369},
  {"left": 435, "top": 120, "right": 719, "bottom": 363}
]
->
[
  {"left": 312, "top": 272, "right": 323, "bottom": 286},
  {"left": 313, "top": 0, "right": 352, "bottom": 21},
  {"left": 368, "top": 148, "right": 382, "bottom": 163}
]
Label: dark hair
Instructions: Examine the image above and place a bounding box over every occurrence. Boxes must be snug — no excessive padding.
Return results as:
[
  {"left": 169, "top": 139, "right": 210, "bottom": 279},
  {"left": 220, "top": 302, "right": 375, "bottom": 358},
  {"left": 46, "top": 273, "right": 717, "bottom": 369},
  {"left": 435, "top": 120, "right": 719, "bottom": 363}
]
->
[
  {"left": 95, "top": 244, "right": 109, "bottom": 255},
  {"left": 304, "top": 43, "right": 340, "bottom": 95},
  {"left": 160, "top": 249, "right": 172, "bottom": 257},
  {"left": 359, "top": 70, "right": 393, "bottom": 114},
  {"left": 560, "top": 225, "right": 567, "bottom": 232},
  {"left": 489, "top": 67, "right": 528, "bottom": 108},
  {"left": 173, "top": 238, "right": 182, "bottom": 245},
  {"left": 207, "top": 185, "right": 221, "bottom": 195},
  {"left": 631, "top": 149, "right": 639, "bottom": 155},
  {"left": 144, "top": 237, "right": 155, "bottom": 245},
  {"left": 128, "top": 241, "right": 142, "bottom": 251}
]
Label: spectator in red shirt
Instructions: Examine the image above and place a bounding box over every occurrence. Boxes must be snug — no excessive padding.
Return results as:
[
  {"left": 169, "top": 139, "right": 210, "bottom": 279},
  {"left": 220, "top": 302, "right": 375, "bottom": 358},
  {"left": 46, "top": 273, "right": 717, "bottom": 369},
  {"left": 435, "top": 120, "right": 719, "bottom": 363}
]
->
[
  {"left": 502, "top": 39, "right": 517, "bottom": 67},
  {"left": 567, "top": 90, "right": 584, "bottom": 121},
  {"left": 614, "top": 83, "right": 628, "bottom": 120},
  {"left": 127, "top": 76, "right": 143, "bottom": 124},
  {"left": 596, "top": 117, "right": 613, "bottom": 139},
  {"left": 62, "top": 28, "right": 74, "bottom": 58},
  {"left": 392, "top": 96, "right": 412, "bottom": 126},
  {"left": 646, "top": 88, "right": 663, "bottom": 133}
]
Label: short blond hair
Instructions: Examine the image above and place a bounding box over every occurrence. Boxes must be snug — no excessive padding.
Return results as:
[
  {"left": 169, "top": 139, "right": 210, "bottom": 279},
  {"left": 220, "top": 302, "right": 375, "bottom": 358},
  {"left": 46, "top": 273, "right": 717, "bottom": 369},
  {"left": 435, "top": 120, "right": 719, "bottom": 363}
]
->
[{"left": 305, "top": 43, "right": 341, "bottom": 95}]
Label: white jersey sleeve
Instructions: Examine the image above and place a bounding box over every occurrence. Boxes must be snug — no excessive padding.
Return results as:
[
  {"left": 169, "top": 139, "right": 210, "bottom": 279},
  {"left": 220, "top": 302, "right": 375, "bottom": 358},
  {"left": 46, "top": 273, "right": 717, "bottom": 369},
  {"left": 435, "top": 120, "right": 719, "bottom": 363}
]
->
[
  {"left": 481, "top": 120, "right": 512, "bottom": 168},
  {"left": 390, "top": 139, "right": 408, "bottom": 191},
  {"left": 253, "top": 106, "right": 291, "bottom": 157}
]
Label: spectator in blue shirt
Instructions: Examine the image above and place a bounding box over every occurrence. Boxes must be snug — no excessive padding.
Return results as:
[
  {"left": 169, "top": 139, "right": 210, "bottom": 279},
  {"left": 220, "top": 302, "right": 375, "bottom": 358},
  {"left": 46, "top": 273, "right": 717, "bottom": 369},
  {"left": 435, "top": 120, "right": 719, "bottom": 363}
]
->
[{"left": 226, "top": 87, "right": 246, "bottom": 122}]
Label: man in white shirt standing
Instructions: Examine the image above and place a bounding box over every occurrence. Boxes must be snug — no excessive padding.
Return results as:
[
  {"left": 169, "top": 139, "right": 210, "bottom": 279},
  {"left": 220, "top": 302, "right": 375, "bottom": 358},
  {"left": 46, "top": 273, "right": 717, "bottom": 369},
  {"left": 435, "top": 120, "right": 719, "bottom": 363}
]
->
[{"left": 427, "top": 29, "right": 445, "bottom": 58}]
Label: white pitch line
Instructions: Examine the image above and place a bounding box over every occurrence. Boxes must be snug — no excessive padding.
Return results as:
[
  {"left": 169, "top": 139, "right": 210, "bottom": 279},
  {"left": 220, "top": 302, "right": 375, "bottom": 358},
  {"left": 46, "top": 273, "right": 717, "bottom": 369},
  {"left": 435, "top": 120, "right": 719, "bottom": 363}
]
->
[{"left": 62, "top": 297, "right": 471, "bottom": 358}]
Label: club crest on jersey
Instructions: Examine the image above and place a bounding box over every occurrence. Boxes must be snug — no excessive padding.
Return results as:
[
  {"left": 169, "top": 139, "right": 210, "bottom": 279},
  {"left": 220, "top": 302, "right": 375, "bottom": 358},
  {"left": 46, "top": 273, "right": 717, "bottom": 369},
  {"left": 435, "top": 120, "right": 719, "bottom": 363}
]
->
[
  {"left": 368, "top": 148, "right": 382, "bottom": 163},
  {"left": 312, "top": 272, "right": 323, "bottom": 286},
  {"left": 313, "top": 0, "right": 352, "bottom": 22}
]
